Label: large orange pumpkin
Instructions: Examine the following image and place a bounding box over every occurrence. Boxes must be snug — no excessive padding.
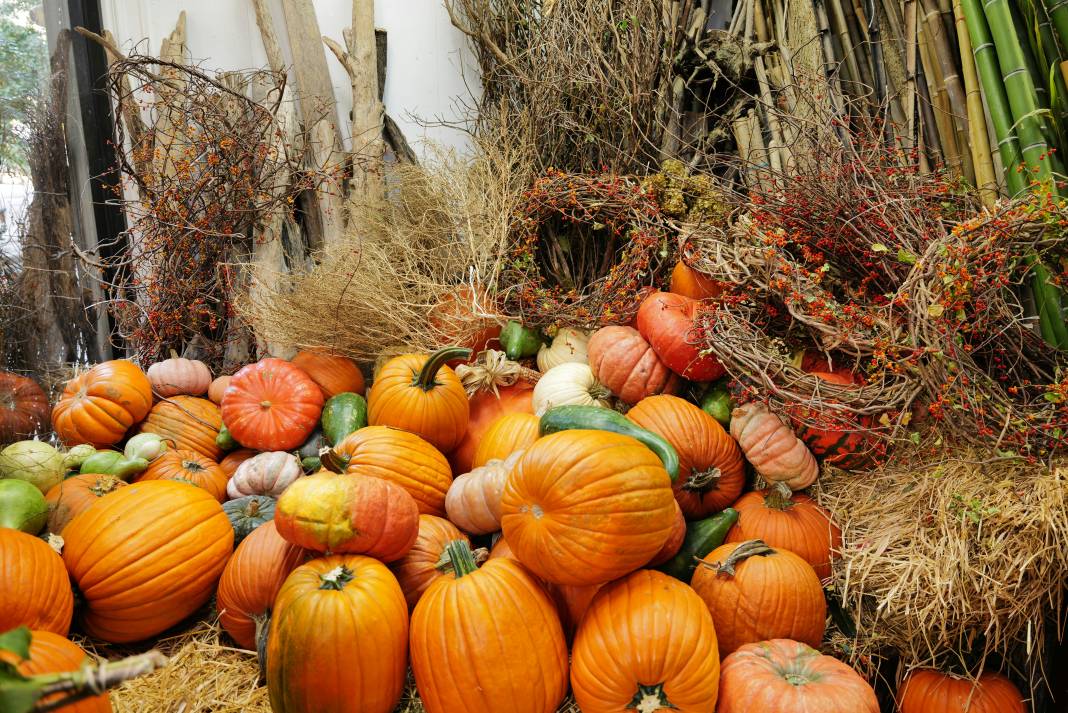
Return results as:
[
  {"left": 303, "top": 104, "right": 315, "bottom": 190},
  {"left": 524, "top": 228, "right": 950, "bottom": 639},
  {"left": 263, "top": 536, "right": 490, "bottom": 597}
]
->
[
  {"left": 571, "top": 569, "right": 721, "bottom": 713},
  {"left": 627, "top": 394, "right": 745, "bottom": 518},
  {"left": 669, "top": 259, "right": 727, "bottom": 300},
  {"left": 500, "top": 430, "right": 677, "bottom": 586},
  {"left": 726, "top": 484, "right": 842, "bottom": 580},
  {"left": 587, "top": 326, "right": 681, "bottom": 403},
  {"left": 388, "top": 514, "right": 470, "bottom": 610},
  {"left": 636, "top": 291, "right": 725, "bottom": 381},
  {"left": 220, "top": 358, "right": 324, "bottom": 451},
  {"left": 45, "top": 473, "right": 126, "bottom": 534},
  {"left": 267, "top": 555, "right": 409, "bottom": 713},
  {"left": 135, "top": 449, "right": 228, "bottom": 502},
  {"left": 471, "top": 412, "right": 540, "bottom": 468},
  {"left": 410, "top": 540, "right": 569, "bottom": 713},
  {"left": 52, "top": 360, "right": 153, "bottom": 448},
  {"left": 291, "top": 350, "right": 366, "bottom": 398},
  {"left": 137, "top": 396, "right": 223, "bottom": 461},
  {"left": 690, "top": 539, "right": 826, "bottom": 655},
  {"left": 0, "top": 528, "right": 73, "bottom": 635},
  {"left": 0, "top": 370, "right": 49, "bottom": 443},
  {"left": 897, "top": 669, "right": 1026, "bottom": 713},
  {"left": 62, "top": 480, "right": 233, "bottom": 643},
  {"left": 331, "top": 426, "right": 452, "bottom": 516},
  {"left": 4, "top": 631, "right": 111, "bottom": 712},
  {"left": 216, "top": 520, "right": 307, "bottom": 650},
  {"left": 448, "top": 381, "right": 534, "bottom": 473}
]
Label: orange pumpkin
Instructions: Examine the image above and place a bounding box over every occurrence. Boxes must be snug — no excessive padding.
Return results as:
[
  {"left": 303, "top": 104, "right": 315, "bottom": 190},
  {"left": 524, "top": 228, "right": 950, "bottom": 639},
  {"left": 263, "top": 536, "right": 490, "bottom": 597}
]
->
[
  {"left": 368, "top": 347, "right": 471, "bottom": 454},
  {"left": 571, "top": 569, "right": 720, "bottom": 712},
  {"left": 627, "top": 394, "right": 746, "bottom": 519},
  {"left": 138, "top": 395, "right": 223, "bottom": 461},
  {"left": 4, "top": 631, "right": 111, "bottom": 712},
  {"left": 216, "top": 520, "right": 307, "bottom": 650},
  {"left": 220, "top": 358, "right": 324, "bottom": 451},
  {"left": 471, "top": 412, "right": 540, "bottom": 468},
  {"left": 45, "top": 473, "right": 126, "bottom": 534},
  {"left": 690, "top": 539, "right": 826, "bottom": 655},
  {"left": 500, "top": 430, "right": 677, "bottom": 585},
  {"left": 135, "top": 449, "right": 228, "bottom": 502},
  {"left": 52, "top": 360, "right": 153, "bottom": 448},
  {"left": 897, "top": 670, "right": 1026, "bottom": 713},
  {"left": 267, "top": 555, "right": 409, "bottom": 713},
  {"left": 291, "top": 350, "right": 366, "bottom": 398},
  {"left": 388, "top": 514, "right": 470, "bottom": 610},
  {"left": 648, "top": 500, "right": 686, "bottom": 566},
  {"left": 587, "top": 326, "right": 681, "bottom": 403},
  {"left": 0, "top": 528, "right": 73, "bottom": 635},
  {"left": 219, "top": 448, "right": 257, "bottom": 477},
  {"left": 789, "top": 370, "right": 881, "bottom": 470},
  {"left": 731, "top": 401, "right": 818, "bottom": 490},
  {"left": 726, "top": 484, "right": 842, "bottom": 580},
  {"left": 718, "top": 639, "right": 878, "bottom": 712},
  {"left": 427, "top": 284, "right": 502, "bottom": 355},
  {"left": 669, "top": 259, "right": 727, "bottom": 299},
  {"left": 63, "top": 480, "right": 233, "bottom": 643},
  {"left": 207, "top": 375, "right": 231, "bottom": 404},
  {"left": 410, "top": 540, "right": 569, "bottom": 713},
  {"left": 636, "top": 291, "right": 725, "bottom": 381},
  {"left": 0, "top": 370, "right": 49, "bottom": 443},
  {"left": 331, "top": 426, "right": 452, "bottom": 516},
  {"left": 448, "top": 382, "right": 534, "bottom": 474}
]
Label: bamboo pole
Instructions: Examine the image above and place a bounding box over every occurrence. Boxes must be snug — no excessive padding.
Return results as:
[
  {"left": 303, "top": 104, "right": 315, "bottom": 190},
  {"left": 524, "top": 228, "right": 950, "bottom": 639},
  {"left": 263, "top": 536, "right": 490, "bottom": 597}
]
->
[
  {"left": 922, "top": 0, "right": 974, "bottom": 182},
  {"left": 953, "top": 0, "right": 999, "bottom": 204}
]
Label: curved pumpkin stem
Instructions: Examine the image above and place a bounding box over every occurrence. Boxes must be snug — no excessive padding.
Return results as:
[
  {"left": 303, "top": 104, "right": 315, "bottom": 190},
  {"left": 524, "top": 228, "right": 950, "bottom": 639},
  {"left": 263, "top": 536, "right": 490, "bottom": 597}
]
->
[
  {"left": 318, "top": 565, "right": 355, "bottom": 590},
  {"left": 254, "top": 611, "right": 271, "bottom": 683},
  {"left": 435, "top": 546, "right": 488, "bottom": 574},
  {"left": 414, "top": 347, "right": 472, "bottom": 390},
  {"left": 442, "top": 539, "right": 480, "bottom": 578},
  {"left": 696, "top": 539, "right": 774, "bottom": 577},
  {"left": 764, "top": 481, "right": 795, "bottom": 511},
  {"left": 318, "top": 448, "right": 350, "bottom": 474},
  {"left": 627, "top": 683, "right": 676, "bottom": 713},
  {"left": 684, "top": 466, "right": 721, "bottom": 492}
]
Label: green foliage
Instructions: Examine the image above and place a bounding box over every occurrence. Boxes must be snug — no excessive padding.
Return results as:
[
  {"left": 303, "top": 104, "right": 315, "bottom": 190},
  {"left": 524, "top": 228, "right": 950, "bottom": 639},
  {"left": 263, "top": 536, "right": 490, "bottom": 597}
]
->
[
  {"left": 0, "top": 0, "right": 48, "bottom": 173},
  {"left": 0, "top": 627, "right": 42, "bottom": 713}
]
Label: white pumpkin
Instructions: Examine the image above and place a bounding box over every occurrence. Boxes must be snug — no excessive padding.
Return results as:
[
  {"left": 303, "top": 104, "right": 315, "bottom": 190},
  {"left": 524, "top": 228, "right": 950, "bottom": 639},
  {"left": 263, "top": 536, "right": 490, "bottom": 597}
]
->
[
  {"left": 146, "top": 353, "right": 212, "bottom": 397},
  {"left": 445, "top": 451, "right": 523, "bottom": 535},
  {"left": 531, "top": 362, "right": 612, "bottom": 416},
  {"left": 123, "top": 432, "right": 168, "bottom": 462},
  {"left": 226, "top": 451, "right": 303, "bottom": 499},
  {"left": 536, "top": 327, "right": 591, "bottom": 372}
]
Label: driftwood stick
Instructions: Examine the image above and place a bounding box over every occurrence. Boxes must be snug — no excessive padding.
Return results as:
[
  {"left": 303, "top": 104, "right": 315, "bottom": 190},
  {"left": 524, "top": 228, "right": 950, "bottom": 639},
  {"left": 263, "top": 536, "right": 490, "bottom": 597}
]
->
[{"left": 251, "top": 0, "right": 287, "bottom": 77}]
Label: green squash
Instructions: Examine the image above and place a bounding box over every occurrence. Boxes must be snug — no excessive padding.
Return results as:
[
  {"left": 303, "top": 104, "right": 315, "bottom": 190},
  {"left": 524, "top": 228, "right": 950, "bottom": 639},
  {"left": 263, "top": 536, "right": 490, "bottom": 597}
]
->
[
  {"left": 0, "top": 440, "right": 67, "bottom": 493},
  {"left": 216, "top": 425, "right": 237, "bottom": 452},
  {"left": 656, "top": 508, "right": 739, "bottom": 583},
  {"left": 222, "top": 494, "right": 276, "bottom": 544},
  {"left": 79, "top": 450, "right": 149, "bottom": 480},
  {"left": 699, "top": 384, "right": 735, "bottom": 427},
  {"left": 499, "top": 320, "right": 546, "bottom": 360},
  {"left": 321, "top": 392, "right": 368, "bottom": 446},
  {"left": 0, "top": 479, "right": 48, "bottom": 533}
]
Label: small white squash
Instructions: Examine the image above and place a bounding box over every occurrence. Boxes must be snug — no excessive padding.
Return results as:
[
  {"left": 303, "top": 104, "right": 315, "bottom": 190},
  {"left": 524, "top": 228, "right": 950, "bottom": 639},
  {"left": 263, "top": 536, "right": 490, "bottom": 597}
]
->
[
  {"left": 536, "top": 327, "right": 591, "bottom": 372},
  {"left": 531, "top": 362, "right": 612, "bottom": 416},
  {"left": 445, "top": 451, "right": 523, "bottom": 535},
  {"left": 146, "top": 352, "right": 212, "bottom": 397},
  {"left": 226, "top": 451, "right": 303, "bottom": 500}
]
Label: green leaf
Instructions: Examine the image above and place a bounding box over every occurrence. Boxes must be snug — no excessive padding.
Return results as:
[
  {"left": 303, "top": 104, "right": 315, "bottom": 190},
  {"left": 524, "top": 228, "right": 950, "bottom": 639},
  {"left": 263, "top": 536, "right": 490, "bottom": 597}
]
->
[
  {"left": 927, "top": 304, "right": 945, "bottom": 318},
  {"left": 897, "top": 249, "right": 917, "bottom": 265},
  {"left": 909, "top": 431, "right": 921, "bottom": 445},
  {"left": 870, "top": 243, "right": 889, "bottom": 253},
  {"left": 0, "top": 628, "right": 30, "bottom": 661},
  {"left": 0, "top": 679, "right": 42, "bottom": 713},
  {"left": 1043, "top": 391, "right": 1063, "bottom": 403}
]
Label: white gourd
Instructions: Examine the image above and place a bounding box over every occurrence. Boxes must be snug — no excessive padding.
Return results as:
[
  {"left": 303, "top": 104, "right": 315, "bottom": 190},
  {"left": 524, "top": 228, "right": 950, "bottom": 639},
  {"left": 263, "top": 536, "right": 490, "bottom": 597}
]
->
[
  {"left": 531, "top": 362, "right": 612, "bottom": 416},
  {"left": 226, "top": 451, "right": 303, "bottom": 499},
  {"left": 536, "top": 328, "right": 591, "bottom": 372}
]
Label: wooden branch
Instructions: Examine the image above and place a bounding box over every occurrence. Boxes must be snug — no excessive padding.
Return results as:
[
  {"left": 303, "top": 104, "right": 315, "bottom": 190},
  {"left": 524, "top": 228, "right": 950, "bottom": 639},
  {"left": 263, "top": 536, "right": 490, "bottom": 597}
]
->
[
  {"left": 251, "top": 0, "right": 286, "bottom": 77},
  {"left": 384, "top": 113, "right": 418, "bottom": 164}
]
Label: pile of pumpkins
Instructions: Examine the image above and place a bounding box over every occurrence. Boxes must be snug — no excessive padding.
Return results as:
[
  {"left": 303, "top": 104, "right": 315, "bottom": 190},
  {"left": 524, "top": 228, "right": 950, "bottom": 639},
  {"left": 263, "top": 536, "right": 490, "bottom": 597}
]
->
[{"left": 0, "top": 266, "right": 1028, "bottom": 713}]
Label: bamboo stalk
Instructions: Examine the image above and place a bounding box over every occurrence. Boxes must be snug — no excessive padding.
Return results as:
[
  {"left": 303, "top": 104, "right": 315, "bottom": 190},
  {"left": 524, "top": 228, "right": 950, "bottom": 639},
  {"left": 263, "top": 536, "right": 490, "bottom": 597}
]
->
[
  {"left": 904, "top": 0, "right": 920, "bottom": 147},
  {"left": 841, "top": 0, "right": 876, "bottom": 89},
  {"left": 922, "top": 0, "right": 974, "bottom": 182},
  {"left": 828, "top": 0, "right": 864, "bottom": 90},
  {"left": 953, "top": 0, "right": 999, "bottom": 204},
  {"left": 812, "top": 0, "right": 853, "bottom": 147}
]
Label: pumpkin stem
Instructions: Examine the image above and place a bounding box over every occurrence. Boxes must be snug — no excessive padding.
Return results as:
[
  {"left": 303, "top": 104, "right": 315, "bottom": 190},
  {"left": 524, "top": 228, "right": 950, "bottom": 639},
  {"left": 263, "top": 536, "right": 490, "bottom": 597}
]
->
[
  {"left": 764, "top": 481, "right": 796, "bottom": 510},
  {"left": 695, "top": 539, "right": 774, "bottom": 577},
  {"left": 318, "top": 565, "right": 355, "bottom": 590},
  {"left": 169, "top": 349, "right": 180, "bottom": 360},
  {"left": 253, "top": 611, "right": 270, "bottom": 683},
  {"left": 626, "top": 683, "right": 677, "bottom": 712},
  {"left": 684, "top": 466, "right": 721, "bottom": 492},
  {"left": 247, "top": 499, "right": 261, "bottom": 517},
  {"left": 589, "top": 380, "right": 613, "bottom": 402},
  {"left": 88, "top": 475, "right": 123, "bottom": 497},
  {"left": 435, "top": 545, "right": 488, "bottom": 574},
  {"left": 442, "top": 539, "right": 480, "bottom": 578},
  {"left": 318, "top": 448, "right": 350, "bottom": 474},
  {"left": 183, "top": 460, "right": 205, "bottom": 473},
  {"left": 413, "top": 347, "right": 472, "bottom": 390}
]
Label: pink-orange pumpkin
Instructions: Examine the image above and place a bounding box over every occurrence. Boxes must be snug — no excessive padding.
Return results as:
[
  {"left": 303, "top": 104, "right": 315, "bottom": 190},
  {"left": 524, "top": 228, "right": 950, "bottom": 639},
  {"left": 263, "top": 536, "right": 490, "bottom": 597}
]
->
[{"left": 587, "top": 326, "right": 680, "bottom": 403}]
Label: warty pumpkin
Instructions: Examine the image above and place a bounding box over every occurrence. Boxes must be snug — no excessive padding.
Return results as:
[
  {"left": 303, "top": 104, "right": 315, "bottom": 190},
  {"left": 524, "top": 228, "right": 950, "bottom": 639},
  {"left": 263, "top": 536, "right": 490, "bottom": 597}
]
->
[
  {"left": 0, "top": 370, "right": 49, "bottom": 443},
  {"left": 726, "top": 484, "right": 842, "bottom": 579},
  {"left": 4, "top": 630, "right": 112, "bottom": 712},
  {"left": 330, "top": 426, "right": 452, "bottom": 516},
  {"left": 135, "top": 449, "right": 228, "bottom": 502},
  {"left": 137, "top": 395, "right": 223, "bottom": 461},
  {"left": 537, "top": 327, "right": 591, "bottom": 372},
  {"left": 789, "top": 370, "right": 880, "bottom": 470},
  {"left": 52, "top": 360, "right": 153, "bottom": 448},
  {"left": 587, "top": 326, "right": 681, "bottom": 404},
  {"left": 531, "top": 362, "right": 612, "bottom": 416},
  {"left": 717, "top": 639, "right": 878, "bottom": 713},
  {"left": 146, "top": 353, "right": 212, "bottom": 397},
  {"left": 571, "top": 569, "right": 721, "bottom": 713},
  {"left": 628, "top": 394, "right": 746, "bottom": 519},
  {"left": 0, "top": 528, "right": 73, "bottom": 636},
  {"left": 388, "top": 514, "right": 470, "bottom": 610},
  {"left": 500, "top": 429, "right": 677, "bottom": 585},
  {"left": 410, "top": 540, "right": 569, "bottom": 713},
  {"left": 471, "top": 411, "right": 539, "bottom": 468},
  {"left": 691, "top": 539, "right": 826, "bottom": 655},
  {"left": 669, "top": 259, "right": 727, "bottom": 300},
  {"left": 636, "top": 291, "right": 725, "bottom": 382},
  {"left": 220, "top": 358, "right": 324, "bottom": 451},
  {"left": 445, "top": 451, "right": 522, "bottom": 535},
  {"left": 227, "top": 450, "right": 303, "bottom": 499},
  {"left": 897, "top": 669, "right": 1026, "bottom": 713},
  {"left": 368, "top": 347, "right": 471, "bottom": 454},
  {"left": 267, "top": 555, "right": 409, "bottom": 713},
  {"left": 216, "top": 519, "right": 307, "bottom": 650},
  {"left": 44, "top": 473, "right": 126, "bottom": 534},
  {"left": 730, "top": 401, "right": 818, "bottom": 490},
  {"left": 62, "top": 480, "right": 234, "bottom": 643},
  {"left": 291, "top": 350, "right": 366, "bottom": 398}
]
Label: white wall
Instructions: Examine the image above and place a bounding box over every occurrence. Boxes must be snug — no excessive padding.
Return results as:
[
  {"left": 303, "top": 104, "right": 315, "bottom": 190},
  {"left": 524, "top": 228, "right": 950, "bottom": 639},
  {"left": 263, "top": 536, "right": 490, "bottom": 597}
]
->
[{"left": 99, "top": 0, "right": 479, "bottom": 157}]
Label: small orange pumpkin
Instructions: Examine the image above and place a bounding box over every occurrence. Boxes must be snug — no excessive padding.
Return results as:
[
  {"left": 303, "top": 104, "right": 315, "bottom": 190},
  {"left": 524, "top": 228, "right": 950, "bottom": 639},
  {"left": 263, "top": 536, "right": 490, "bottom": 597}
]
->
[
  {"left": 208, "top": 375, "right": 231, "bottom": 404},
  {"left": 388, "top": 514, "right": 470, "bottom": 610},
  {"left": 221, "top": 358, "right": 324, "bottom": 451},
  {"left": 219, "top": 448, "right": 257, "bottom": 477},
  {"left": 136, "top": 449, "right": 228, "bottom": 502},
  {"left": 0, "top": 370, "right": 50, "bottom": 443},
  {"left": 52, "top": 360, "right": 153, "bottom": 448},
  {"left": 471, "top": 412, "right": 540, "bottom": 468},
  {"left": 291, "top": 350, "right": 366, "bottom": 397},
  {"left": 0, "top": 528, "right": 73, "bottom": 636},
  {"left": 897, "top": 669, "right": 1026, "bottom": 713},
  {"left": 669, "top": 259, "right": 727, "bottom": 299},
  {"left": 587, "top": 326, "right": 680, "bottom": 403},
  {"left": 45, "top": 473, "right": 126, "bottom": 534}
]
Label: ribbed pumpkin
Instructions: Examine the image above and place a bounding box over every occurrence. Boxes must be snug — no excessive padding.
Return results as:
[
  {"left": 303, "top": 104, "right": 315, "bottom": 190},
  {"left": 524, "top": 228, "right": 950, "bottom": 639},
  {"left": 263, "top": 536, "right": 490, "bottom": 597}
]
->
[
  {"left": 44, "top": 473, "right": 126, "bottom": 534},
  {"left": 448, "top": 378, "right": 534, "bottom": 474},
  {"left": 500, "top": 430, "right": 677, "bottom": 585},
  {"left": 227, "top": 450, "right": 303, "bottom": 499},
  {"left": 332, "top": 426, "right": 452, "bottom": 516},
  {"left": 411, "top": 540, "right": 569, "bottom": 713},
  {"left": 531, "top": 362, "right": 612, "bottom": 416},
  {"left": 388, "top": 514, "right": 470, "bottom": 610},
  {"left": 368, "top": 348, "right": 471, "bottom": 453},
  {"left": 138, "top": 396, "right": 223, "bottom": 461},
  {"left": 897, "top": 670, "right": 1027, "bottom": 713},
  {"left": 587, "top": 326, "right": 681, "bottom": 404},
  {"left": 571, "top": 569, "right": 721, "bottom": 713},
  {"left": 267, "top": 555, "right": 409, "bottom": 713},
  {"left": 136, "top": 449, "right": 228, "bottom": 502},
  {"left": 5, "top": 631, "right": 112, "bottom": 712},
  {"left": 291, "top": 350, "right": 366, "bottom": 398},
  {"left": 536, "top": 327, "right": 591, "bottom": 372},
  {"left": 0, "top": 370, "right": 49, "bottom": 443},
  {"left": 627, "top": 394, "right": 746, "bottom": 519},
  {"left": 62, "top": 480, "right": 234, "bottom": 643},
  {"left": 52, "top": 360, "right": 153, "bottom": 448},
  {"left": 219, "top": 448, "right": 257, "bottom": 477},
  {"left": 726, "top": 484, "right": 842, "bottom": 580},
  {"left": 471, "top": 412, "right": 540, "bottom": 468},
  {"left": 690, "top": 540, "right": 826, "bottom": 655},
  {"left": 221, "top": 358, "right": 324, "bottom": 451},
  {"left": 636, "top": 291, "right": 725, "bottom": 381},
  {"left": 0, "top": 528, "right": 73, "bottom": 635},
  {"left": 216, "top": 520, "right": 307, "bottom": 650},
  {"left": 146, "top": 354, "right": 212, "bottom": 397},
  {"left": 445, "top": 452, "right": 522, "bottom": 535},
  {"left": 274, "top": 468, "right": 419, "bottom": 561},
  {"left": 223, "top": 494, "right": 275, "bottom": 544},
  {"left": 730, "top": 402, "right": 818, "bottom": 490},
  {"left": 648, "top": 501, "right": 687, "bottom": 566},
  {"left": 669, "top": 259, "right": 727, "bottom": 300},
  {"left": 718, "top": 639, "right": 878, "bottom": 713}
]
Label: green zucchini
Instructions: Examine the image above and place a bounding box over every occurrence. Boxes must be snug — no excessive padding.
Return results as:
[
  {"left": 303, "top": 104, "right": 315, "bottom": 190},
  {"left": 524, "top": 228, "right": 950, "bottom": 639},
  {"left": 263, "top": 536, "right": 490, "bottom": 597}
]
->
[
  {"left": 700, "top": 384, "right": 734, "bottom": 427},
  {"left": 79, "top": 450, "right": 149, "bottom": 481},
  {"left": 500, "top": 320, "right": 546, "bottom": 360},
  {"left": 321, "top": 392, "right": 368, "bottom": 446},
  {"left": 216, "top": 425, "right": 237, "bottom": 451},
  {"left": 539, "top": 405, "right": 680, "bottom": 481},
  {"left": 656, "top": 507, "right": 739, "bottom": 583}
]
